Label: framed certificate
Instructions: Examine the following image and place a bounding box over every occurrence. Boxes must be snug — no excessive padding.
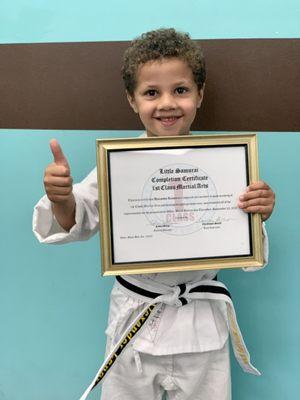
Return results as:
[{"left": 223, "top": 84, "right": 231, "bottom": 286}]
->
[{"left": 96, "top": 134, "right": 264, "bottom": 275}]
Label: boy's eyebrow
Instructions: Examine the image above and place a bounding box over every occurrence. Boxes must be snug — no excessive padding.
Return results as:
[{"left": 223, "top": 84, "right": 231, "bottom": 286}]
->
[
  {"left": 139, "top": 82, "right": 158, "bottom": 87},
  {"left": 140, "top": 79, "right": 192, "bottom": 88},
  {"left": 174, "top": 80, "right": 191, "bottom": 86}
]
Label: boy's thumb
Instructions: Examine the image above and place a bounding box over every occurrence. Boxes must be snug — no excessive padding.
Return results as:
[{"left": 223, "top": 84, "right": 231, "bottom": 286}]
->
[{"left": 49, "top": 139, "right": 69, "bottom": 167}]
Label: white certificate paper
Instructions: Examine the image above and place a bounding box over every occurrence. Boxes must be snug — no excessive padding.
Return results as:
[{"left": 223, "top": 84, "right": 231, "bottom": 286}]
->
[{"left": 109, "top": 146, "right": 251, "bottom": 264}]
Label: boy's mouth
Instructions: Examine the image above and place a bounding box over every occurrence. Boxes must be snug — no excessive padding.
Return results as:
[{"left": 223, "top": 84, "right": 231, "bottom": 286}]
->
[{"left": 155, "top": 116, "right": 182, "bottom": 127}]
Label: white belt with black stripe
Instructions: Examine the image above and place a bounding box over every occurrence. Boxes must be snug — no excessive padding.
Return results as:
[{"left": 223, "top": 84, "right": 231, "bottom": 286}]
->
[{"left": 79, "top": 275, "right": 260, "bottom": 400}]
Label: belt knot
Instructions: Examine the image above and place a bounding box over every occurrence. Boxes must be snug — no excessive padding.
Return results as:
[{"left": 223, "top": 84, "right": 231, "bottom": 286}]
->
[
  {"left": 162, "top": 283, "right": 190, "bottom": 307},
  {"left": 177, "top": 283, "right": 189, "bottom": 306}
]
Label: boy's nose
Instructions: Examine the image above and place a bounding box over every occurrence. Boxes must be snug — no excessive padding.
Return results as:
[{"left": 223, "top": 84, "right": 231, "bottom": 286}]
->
[{"left": 157, "top": 93, "right": 176, "bottom": 110}]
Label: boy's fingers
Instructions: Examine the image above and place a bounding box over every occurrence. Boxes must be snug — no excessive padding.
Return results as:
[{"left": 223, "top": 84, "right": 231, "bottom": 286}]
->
[
  {"left": 44, "top": 174, "right": 73, "bottom": 187},
  {"left": 45, "top": 163, "right": 70, "bottom": 177},
  {"left": 240, "top": 205, "right": 270, "bottom": 213},
  {"left": 239, "top": 204, "right": 273, "bottom": 220},
  {"left": 47, "top": 185, "right": 73, "bottom": 196},
  {"left": 49, "top": 139, "right": 70, "bottom": 168},
  {"left": 239, "top": 189, "right": 272, "bottom": 201},
  {"left": 247, "top": 181, "right": 270, "bottom": 191},
  {"left": 238, "top": 197, "right": 270, "bottom": 208},
  {"left": 239, "top": 181, "right": 275, "bottom": 221}
]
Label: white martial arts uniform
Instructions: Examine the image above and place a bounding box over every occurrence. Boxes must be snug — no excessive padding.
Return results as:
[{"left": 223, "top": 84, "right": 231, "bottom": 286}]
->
[{"left": 33, "top": 136, "right": 268, "bottom": 400}]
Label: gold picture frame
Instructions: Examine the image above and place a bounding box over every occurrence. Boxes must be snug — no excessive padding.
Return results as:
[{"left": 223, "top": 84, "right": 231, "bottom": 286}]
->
[{"left": 96, "top": 134, "right": 263, "bottom": 276}]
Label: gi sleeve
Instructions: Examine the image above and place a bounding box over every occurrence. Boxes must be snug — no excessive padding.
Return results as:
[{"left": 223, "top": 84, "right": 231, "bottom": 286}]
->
[{"left": 32, "top": 167, "right": 99, "bottom": 244}]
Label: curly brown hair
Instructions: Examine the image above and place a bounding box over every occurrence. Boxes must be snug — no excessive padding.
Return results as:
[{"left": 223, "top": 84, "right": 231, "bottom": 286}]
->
[{"left": 122, "top": 28, "right": 206, "bottom": 96}]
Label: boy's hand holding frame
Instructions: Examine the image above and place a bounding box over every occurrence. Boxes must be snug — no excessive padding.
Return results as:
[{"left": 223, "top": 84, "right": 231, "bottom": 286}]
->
[{"left": 238, "top": 181, "right": 275, "bottom": 221}]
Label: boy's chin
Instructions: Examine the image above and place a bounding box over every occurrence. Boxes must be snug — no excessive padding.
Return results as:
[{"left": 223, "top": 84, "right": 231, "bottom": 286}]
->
[{"left": 146, "top": 130, "right": 190, "bottom": 137}]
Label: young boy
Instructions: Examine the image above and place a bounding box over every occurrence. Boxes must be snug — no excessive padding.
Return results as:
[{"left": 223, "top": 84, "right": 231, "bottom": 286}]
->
[{"left": 33, "top": 29, "right": 275, "bottom": 400}]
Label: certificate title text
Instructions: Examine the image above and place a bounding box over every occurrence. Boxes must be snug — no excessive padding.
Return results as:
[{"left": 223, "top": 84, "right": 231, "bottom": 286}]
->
[{"left": 151, "top": 167, "right": 209, "bottom": 192}]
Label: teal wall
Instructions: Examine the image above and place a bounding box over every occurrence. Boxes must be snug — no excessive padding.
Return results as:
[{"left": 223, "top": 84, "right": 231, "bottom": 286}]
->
[
  {"left": 1, "top": 1, "right": 299, "bottom": 399},
  {"left": 0, "top": 0, "right": 299, "bottom": 43}
]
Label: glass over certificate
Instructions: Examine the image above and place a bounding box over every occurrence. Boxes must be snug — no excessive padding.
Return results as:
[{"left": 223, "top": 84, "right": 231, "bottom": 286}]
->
[{"left": 97, "top": 134, "right": 263, "bottom": 275}]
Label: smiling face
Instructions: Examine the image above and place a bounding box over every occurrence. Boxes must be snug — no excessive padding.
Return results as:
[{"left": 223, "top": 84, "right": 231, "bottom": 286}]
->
[{"left": 127, "top": 58, "right": 204, "bottom": 137}]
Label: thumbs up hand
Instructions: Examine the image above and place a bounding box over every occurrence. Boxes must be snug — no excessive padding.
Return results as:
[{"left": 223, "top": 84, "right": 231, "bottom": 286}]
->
[
  {"left": 44, "top": 139, "right": 73, "bottom": 204},
  {"left": 43, "top": 139, "right": 76, "bottom": 231}
]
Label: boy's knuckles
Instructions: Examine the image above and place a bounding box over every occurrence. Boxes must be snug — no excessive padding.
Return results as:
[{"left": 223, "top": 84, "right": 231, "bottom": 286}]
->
[
  {"left": 46, "top": 162, "right": 60, "bottom": 172},
  {"left": 45, "top": 176, "right": 73, "bottom": 187},
  {"left": 55, "top": 165, "right": 70, "bottom": 176},
  {"left": 62, "top": 177, "right": 73, "bottom": 188},
  {"left": 46, "top": 164, "right": 70, "bottom": 177},
  {"left": 256, "top": 197, "right": 266, "bottom": 205},
  {"left": 63, "top": 186, "right": 73, "bottom": 195},
  {"left": 257, "top": 190, "right": 265, "bottom": 198},
  {"left": 247, "top": 189, "right": 269, "bottom": 200},
  {"left": 271, "top": 191, "right": 275, "bottom": 200},
  {"left": 61, "top": 166, "right": 70, "bottom": 176},
  {"left": 250, "top": 181, "right": 267, "bottom": 190},
  {"left": 255, "top": 198, "right": 267, "bottom": 205},
  {"left": 66, "top": 176, "right": 73, "bottom": 186},
  {"left": 242, "top": 198, "right": 267, "bottom": 208}
]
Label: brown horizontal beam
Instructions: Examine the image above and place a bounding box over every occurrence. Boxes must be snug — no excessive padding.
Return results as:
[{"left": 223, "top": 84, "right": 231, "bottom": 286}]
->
[{"left": 0, "top": 39, "right": 299, "bottom": 131}]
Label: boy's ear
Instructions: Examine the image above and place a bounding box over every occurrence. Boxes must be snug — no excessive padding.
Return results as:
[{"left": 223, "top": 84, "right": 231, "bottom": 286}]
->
[
  {"left": 126, "top": 91, "right": 139, "bottom": 114},
  {"left": 197, "top": 85, "right": 205, "bottom": 109}
]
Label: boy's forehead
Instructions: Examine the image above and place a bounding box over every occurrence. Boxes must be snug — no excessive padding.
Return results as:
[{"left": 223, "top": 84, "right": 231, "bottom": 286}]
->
[{"left": 136, "top": 58, "right": 194, "bottom": 85}]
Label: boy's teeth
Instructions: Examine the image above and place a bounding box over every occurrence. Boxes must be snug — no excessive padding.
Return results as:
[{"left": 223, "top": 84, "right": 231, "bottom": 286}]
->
[{"left": 157, "top": 116, "right": 180, "bottom": 126}]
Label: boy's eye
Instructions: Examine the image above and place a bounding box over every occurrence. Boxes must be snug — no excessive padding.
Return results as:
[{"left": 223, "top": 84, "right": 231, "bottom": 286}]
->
[
  {"left": 144, "top": 89, "right": 158, "bottom": 97},
  {"left": 175, "top": 87, "right": 188, "bottom": 94}
]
